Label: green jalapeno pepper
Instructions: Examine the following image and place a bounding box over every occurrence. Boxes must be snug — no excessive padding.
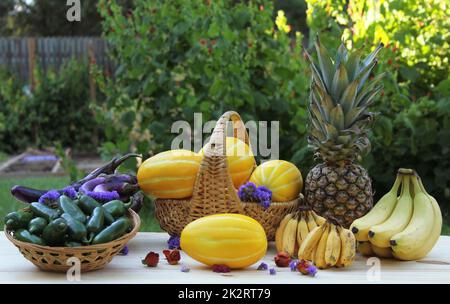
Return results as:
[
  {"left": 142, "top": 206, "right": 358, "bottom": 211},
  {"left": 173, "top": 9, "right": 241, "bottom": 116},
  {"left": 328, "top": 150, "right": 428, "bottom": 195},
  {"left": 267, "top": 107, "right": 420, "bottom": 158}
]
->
[
  {"left": 92, "top": 217, "right": 132, "bottom": 245},
  {"left": 4, "top": 211, "right": 33, "bottom": 230},
  {"left": 102, "top": 200, "right": 132, "bottom": 218},
  {"left": 60, "top": 213, "right": 89, "bottom": 243},
  {"left": 28, "top": 217, "right": 48, "bottom": 235},
  {"left": 30, "top": 202, "right": 60, "bottom": 222},
  {"left": 58, "top": 195, "right": 86, "bottom": 223},
  {"left": 78, "top": 195, "right": 114, "bottom": 224},
  {"left": 14, "top": 229, "right": 47, "bottom": 246},
  {"left": 87, "top": 207, "right": 105, "bottom": 234},
  {"left": 78, "top": 195, "right": 101, "bottom": 214},
  {"left": 42, "top": 218, "right": 68, "bottom": 246}
]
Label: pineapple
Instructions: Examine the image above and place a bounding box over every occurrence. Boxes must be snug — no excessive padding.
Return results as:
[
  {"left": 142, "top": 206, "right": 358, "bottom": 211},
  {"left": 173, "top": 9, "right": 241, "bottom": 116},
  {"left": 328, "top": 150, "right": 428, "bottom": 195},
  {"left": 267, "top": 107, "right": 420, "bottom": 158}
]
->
[{"left": 304, "top": 37, "right": 384, "bottom": 228}]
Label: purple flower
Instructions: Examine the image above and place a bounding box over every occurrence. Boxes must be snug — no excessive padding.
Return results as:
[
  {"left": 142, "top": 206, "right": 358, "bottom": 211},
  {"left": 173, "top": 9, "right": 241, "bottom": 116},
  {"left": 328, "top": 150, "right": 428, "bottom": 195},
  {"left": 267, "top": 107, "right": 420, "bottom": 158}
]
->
[
  {"left": 168, "top": 236, "right": 181, "bottom": 249},
  {"left": 237, "top": 182, "right": 257, "bottom": 202},
  {"left": 62, "top": 186, "right": 77, "bottom": 200},
  {"left": 307, "top": 265, "right": 317, "bottom": 277},
  {"left": 238, "top": 182, "right": 273, "bottom": 209},
  {"left": 38, "top": 190, "right": 61, "bottom": 205},
  {"left": 255, "top": 186, "right": 272, "bottom": 209},
  {"left": 181, "top": 265, "right": 190, "bottom": 273},
  {"left": 85, "top": 190, "right": 120, "bottom": 202},
  {"left": 269, "top": 268, "right": 276, "bottom": 275},
  {"left": 257, "top": 262, "right": 268, "bottom": 271},
  {"left": 119, "top": 245, "right": 129, "bottom": 255},
  {"left": 289, "top": 259, "right": 299, "bottom": 271}
]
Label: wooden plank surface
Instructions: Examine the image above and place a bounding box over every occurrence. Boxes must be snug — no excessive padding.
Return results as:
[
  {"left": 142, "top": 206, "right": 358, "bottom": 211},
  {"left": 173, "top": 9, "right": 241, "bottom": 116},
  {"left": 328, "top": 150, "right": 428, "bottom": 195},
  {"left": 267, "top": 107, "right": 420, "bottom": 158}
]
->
[{"left": 1, "top": 232, "right": 449, "bottom": 284}]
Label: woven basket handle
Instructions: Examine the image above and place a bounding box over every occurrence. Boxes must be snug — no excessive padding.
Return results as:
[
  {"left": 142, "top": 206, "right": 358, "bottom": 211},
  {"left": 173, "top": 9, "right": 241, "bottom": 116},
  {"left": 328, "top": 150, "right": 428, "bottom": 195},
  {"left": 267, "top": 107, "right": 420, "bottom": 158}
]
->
[{"left": 188, "top": 111, "right": 248, "bottom": 220}]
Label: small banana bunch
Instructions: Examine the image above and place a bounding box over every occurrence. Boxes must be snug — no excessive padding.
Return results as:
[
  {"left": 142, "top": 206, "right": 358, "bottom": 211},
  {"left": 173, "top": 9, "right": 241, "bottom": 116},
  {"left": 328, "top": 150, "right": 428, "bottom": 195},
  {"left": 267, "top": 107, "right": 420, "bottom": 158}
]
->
[
  {"left": 350, "top": 169, "right": 442, "bottom": 260},
  {"left": 275, "top": 208, "right": 326, "bottom": 257},
  {"left": 297, "top": 220, "right": 356, "bottom": 269},
  {"left": 276, "top": 208, "right": 356, "bottom": 269}
]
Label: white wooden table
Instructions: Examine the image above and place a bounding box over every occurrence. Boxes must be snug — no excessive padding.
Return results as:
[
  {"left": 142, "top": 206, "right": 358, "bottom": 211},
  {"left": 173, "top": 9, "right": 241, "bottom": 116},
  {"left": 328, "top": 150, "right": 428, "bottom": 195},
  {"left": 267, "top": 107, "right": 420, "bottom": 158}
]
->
[{"left": 1, "top": 232, "right": 449, "bottom": 284}]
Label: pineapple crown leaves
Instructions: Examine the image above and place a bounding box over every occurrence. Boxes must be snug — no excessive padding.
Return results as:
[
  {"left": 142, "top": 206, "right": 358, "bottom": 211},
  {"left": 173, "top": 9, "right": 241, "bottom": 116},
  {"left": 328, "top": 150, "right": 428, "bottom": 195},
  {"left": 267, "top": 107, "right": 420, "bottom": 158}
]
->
[{"left": 304, "top": 36, "right": 384, "bottom": 163}]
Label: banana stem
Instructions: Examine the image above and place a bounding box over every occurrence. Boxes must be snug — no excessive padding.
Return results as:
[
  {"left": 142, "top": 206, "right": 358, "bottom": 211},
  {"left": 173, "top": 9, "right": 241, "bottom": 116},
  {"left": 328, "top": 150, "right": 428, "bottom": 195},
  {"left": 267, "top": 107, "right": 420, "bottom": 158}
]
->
[
  {"left": 400, "top": 174, "right": 409, "bottom": 197},
  {"left": 398, "top": 168, "right": 414, "bottom": 175},
  {"left": 400, "top": 175, "right": 410, "bottom": 197}
]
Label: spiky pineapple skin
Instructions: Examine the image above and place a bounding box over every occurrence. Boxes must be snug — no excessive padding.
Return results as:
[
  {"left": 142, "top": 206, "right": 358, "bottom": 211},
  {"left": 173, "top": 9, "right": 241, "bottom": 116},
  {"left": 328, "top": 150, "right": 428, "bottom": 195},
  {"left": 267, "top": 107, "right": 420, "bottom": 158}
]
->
[{"left": 304, "top": 162, "right": 373, "bottom": 228}]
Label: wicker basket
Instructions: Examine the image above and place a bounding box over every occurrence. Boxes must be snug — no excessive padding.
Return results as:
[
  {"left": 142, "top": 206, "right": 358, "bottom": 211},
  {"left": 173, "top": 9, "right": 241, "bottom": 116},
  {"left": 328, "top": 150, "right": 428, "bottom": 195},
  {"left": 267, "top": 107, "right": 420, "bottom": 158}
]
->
[
  {"left": 155, "top": 111, "right": 300, "bottom": 240},
  {"left": 5, "top": 209, "right": 140, "bottom": 273}
]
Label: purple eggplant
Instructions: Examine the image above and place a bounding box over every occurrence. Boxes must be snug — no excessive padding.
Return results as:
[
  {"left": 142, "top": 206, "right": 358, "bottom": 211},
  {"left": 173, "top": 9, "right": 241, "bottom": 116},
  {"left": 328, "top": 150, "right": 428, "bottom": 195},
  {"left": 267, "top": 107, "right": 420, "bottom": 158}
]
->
[
  {"left": 79, "top": 177, "right": 107, "bottom": 194},
  {"left": 11, "top": 153, "right": 142, "bottom": 205},
  {"left": 11, "top": 186, "right": 47, "bottom": 203},
  {"left": 93, "top": 182, "right": 140, "bottom": 195},
  {"left": 71, "top": 154, "right": 141, "bottom": 190}
]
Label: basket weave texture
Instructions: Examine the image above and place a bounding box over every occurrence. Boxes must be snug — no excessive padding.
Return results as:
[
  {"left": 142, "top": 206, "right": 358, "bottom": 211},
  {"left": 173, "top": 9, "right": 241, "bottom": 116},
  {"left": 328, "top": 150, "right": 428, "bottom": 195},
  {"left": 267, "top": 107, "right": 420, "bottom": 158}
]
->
[
  {"left": 5, "top": 209, "right": 140, "bottom": 273},
  {"left": 155, "top": 111, "right": 300, "bottom": 240}
]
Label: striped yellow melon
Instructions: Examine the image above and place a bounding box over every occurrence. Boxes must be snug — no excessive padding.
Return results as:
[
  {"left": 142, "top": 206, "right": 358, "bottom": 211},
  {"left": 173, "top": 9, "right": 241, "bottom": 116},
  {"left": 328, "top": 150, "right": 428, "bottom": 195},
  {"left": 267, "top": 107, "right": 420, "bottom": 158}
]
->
[
  {"left": 199, "top": 137, "right": 255, "bottom": 188},
  {"left": 137, "top": 149, "right": 201, "bottom": 199},
  {"left": 250, "top": 160, "right": 303, "bottom": 202},
  {"left": 180, "top": 213, "right": 267, "bottom": 269}
]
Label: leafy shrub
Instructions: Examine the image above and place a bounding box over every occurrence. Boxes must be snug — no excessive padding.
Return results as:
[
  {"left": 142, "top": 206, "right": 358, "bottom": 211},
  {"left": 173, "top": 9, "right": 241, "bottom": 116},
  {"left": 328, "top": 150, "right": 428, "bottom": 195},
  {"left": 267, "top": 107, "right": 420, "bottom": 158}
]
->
[
  {"left": 0, "top": 60, "right": 103, "bottom": 153},
  {"left": 96, "top": 0, "right": 309, "bottom": 161}
]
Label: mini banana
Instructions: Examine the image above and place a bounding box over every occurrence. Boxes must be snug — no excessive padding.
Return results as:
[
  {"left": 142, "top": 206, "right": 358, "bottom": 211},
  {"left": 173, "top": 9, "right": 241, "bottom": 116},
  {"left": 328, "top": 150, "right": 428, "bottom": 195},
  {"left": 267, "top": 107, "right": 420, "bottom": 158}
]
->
[
  {"left": 297, "top": 213, "right": 309, "bottom": 246},
  {"left": 369, "top": 175, "right": 413, "bottom": 248},
  {"left": 350, "top": 173, "right": 401, "bottom": 241},
  {"left": 282, "top": 214, "right": 299, "bottom": 256},
  {"left": 312, "top": 211, "right": 326, "bottom": 226},
  {"left": 315, "top": 224, "right": 330, "bottom": 269},
  {"left": 325, "top": 225, "right": 341, "bottom": 267},
  {"left": 337, "top": 227, "right": 356, "bottom": 267},
  {"left": 276, "top": 213, "right": 293, "bottom": 252},
  {"left": 390, "top": 176, "right": 434, "bottom": 255},
  {"left": 306, "top": 211, "right": 318, "bottom": 231},
  {"left": 298, "top": 225, "right": 324, "bottom": 261}
]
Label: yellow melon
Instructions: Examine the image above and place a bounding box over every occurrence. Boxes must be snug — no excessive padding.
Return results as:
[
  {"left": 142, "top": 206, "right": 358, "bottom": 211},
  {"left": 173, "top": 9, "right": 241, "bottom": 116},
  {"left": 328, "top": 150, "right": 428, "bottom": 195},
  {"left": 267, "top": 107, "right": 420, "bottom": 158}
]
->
[
  {"left": 137, "top": 149, "right": 201, "bottom": 199},
  {"left": 249, "top": 160, "right": 302, "bottom": 202},
  {"left": 180, "top": 213, "right": 267, "bottom": 269},
  {"left": 199, "top": 137, "right": 255, "bottom": 188}
]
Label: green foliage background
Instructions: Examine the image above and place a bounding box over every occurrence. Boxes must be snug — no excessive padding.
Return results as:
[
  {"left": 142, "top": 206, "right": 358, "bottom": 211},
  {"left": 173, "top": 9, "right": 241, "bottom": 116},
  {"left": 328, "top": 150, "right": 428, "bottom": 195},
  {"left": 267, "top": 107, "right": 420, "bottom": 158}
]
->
[
  {"left": 0, "top": 0, "right": 448, "bottom": 219},
  {"left": 96, "top": 0, "right": 310, "bottom": 163},
  {"left": 96, "top": 0, "right": 450, "bottom": 217},
  {"left": 0, "top": 61, "right": 102, "bottom": 153}
]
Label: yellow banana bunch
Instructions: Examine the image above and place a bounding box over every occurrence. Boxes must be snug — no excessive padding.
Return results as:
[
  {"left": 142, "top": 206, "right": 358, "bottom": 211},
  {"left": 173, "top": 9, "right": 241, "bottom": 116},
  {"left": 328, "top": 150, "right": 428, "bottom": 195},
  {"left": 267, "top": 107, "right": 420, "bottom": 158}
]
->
[
  {"left": 298, "top": 221, "right": 356, "bottom": 269},
  {"left": 275, "top": 209, "right": 326, "bottom": 257},
  {"left": 352, "top": 169, "right": 442, "bottom": 261}
]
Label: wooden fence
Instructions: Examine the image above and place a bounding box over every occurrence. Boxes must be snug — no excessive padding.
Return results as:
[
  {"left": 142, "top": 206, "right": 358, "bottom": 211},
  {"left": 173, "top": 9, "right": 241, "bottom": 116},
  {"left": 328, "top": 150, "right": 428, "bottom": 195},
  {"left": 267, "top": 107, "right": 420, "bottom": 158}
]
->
[{"left": 0, "top": 37, "right": 113, "bottom": 87}]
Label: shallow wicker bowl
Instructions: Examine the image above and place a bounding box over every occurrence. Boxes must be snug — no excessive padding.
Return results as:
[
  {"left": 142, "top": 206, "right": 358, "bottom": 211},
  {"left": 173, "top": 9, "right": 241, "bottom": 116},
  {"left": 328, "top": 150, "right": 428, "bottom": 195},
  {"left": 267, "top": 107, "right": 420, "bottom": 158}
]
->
[{"left": 5, "top": 209, "right": 140, "bottom": 273}]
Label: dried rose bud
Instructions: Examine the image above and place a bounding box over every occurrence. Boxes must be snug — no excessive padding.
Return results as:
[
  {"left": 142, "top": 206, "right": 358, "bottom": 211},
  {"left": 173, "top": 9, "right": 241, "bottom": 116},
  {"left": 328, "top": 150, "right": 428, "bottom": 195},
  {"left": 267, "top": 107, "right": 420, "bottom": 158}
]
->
[
  {"left": 274, "top": 252, "right": 291, "bottom": 267},
  {"left": 212, "top": 264, "right": 231, "bottom": 273},
  {"left": 297, "top": 259, "right": 317, "bottom": 276},
  {"left": 142, "top": 251, "right": 159, "bottom": 267},
  {"left": 163, "top": 249, "right": 181, "bottom": 265}
]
